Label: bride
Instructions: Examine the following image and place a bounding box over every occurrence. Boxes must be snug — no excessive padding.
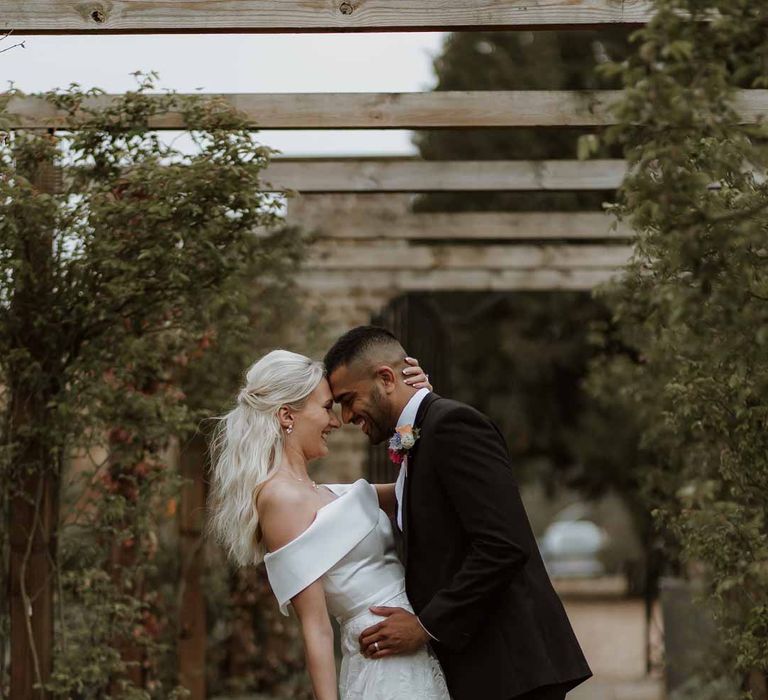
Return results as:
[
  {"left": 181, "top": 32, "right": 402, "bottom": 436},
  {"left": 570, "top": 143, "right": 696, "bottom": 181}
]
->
[{"left": 209, "top": 350, "right": 450, "bottom": 700}]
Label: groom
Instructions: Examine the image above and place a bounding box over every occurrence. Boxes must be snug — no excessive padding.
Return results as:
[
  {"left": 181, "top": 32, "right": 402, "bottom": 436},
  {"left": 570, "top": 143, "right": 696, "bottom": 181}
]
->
[{"left": 324, "top": 326, "right": 592, "bottom": 700}]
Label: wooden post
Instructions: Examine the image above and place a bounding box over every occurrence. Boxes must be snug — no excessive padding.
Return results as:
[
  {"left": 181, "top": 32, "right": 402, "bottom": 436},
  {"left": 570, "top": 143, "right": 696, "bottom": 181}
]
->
[
  {"left": 107, "top": 446, "right": 146, "bottom": 692},
  {"left": 8, "top": 474, "right": 58, "bottom": 699},
  {"left": 748, "top": 670, "right": 768, "bottom": 700},
  {"left": 177, "top": 432, "right": 208, "bottom": 699},
  {"left": 101, "top": 431, "right": 153, "bottom": 692},
  {"left": 8, "top": 135, "right": 59, "bottom": 700}
]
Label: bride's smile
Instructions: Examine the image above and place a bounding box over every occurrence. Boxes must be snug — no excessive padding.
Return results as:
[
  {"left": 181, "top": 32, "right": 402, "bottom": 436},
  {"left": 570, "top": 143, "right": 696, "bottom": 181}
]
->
[{"left": 282, "top": 378, "right": 341, "bottom": 461}]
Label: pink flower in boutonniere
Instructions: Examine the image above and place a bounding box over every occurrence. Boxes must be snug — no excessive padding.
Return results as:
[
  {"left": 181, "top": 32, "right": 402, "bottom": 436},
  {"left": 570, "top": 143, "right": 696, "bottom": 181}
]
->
[{"left": 388, "top": 424, "right": 421, "bottom": 465}]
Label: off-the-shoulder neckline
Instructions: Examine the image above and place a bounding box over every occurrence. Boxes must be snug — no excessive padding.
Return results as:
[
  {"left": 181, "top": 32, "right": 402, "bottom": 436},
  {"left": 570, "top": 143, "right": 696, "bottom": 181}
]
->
[{"left": 263, "top": 479, "right": 369, "bottom": 559}]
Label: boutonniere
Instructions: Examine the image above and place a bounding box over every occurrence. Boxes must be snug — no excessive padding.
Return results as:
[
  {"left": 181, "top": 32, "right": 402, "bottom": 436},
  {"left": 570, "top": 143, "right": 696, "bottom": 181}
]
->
[{"left": 388, "top": 424, "right": 421, "bottom": 465}]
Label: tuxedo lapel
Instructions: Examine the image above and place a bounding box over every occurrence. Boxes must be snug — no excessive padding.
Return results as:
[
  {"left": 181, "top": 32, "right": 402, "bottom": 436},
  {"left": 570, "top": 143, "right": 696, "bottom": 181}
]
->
[
  {"left": 402, "top": 393, "right": 440, "bottom": 561},
  {"left": 414, "top": 391, "right": 440, "bottom": 430},
  {"left": 408, "top": 392, "right": 440, "bottom": 471}
]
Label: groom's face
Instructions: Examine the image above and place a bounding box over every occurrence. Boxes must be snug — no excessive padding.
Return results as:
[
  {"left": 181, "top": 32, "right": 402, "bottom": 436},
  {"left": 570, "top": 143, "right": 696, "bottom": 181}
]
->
[{"left": 328, "top": 362, "right": 395, "bottom": 445}]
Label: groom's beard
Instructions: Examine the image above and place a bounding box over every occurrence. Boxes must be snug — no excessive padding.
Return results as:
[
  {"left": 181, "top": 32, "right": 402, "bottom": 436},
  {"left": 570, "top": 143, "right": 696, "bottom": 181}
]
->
[{"left": 363, "top": 387, "right": 394, "bottom": 445}]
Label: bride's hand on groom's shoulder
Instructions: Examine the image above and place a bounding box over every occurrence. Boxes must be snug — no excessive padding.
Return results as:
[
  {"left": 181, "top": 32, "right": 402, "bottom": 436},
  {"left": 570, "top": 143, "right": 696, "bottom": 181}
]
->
[
  {"left": 358, "top": 606, "right": 429, "bottom": 659},
  {"left": 403, "top": 357, "right": 433, "bottom": 391}
]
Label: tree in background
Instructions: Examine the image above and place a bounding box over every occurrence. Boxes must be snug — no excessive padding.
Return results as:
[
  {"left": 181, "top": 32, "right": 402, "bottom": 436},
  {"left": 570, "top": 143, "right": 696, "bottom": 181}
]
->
[
  {"left": 0, "top": 75, "right": 305, "bottom": 697},
  {"left": 0, "top": 30, "right": 25, "bottom": 56},
  {"left": 414, "top": 29, "right": 629, "bottom": 212},
  {"left": 591, "top": 2, "right": 768, "bottom": 696},
  {"left": 413, "top": 31, "right": 652, "bottom": 547},
  {"left": 173, "top": 245, "right": 320, "bottom": 700}
]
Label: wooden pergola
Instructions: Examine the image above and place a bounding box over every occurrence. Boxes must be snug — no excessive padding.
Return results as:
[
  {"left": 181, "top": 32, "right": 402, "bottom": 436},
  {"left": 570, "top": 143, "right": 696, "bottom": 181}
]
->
[
  {"left": 9, "top": 88, "right": 767, "bottom": 323},
  {"left": 5, "top": 3, "right": 765, "bottom": 699}
]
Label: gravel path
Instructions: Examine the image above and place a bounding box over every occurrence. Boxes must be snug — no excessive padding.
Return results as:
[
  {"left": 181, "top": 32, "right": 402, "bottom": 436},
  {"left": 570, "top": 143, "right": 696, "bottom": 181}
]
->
[{"left": 563, "top": 594, "right": 664, "bottom": 700}]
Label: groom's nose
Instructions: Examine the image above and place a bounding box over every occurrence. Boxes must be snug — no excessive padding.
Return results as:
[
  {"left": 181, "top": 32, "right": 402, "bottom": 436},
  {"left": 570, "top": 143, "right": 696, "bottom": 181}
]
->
[{"left": 341, "top": 405, "right": 354, "bottom": 424}]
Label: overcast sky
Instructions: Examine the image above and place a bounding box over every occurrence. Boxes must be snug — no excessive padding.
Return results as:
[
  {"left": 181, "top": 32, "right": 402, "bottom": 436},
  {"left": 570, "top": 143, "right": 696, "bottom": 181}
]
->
[{"left": 3, "top": 33, "right": 446, "bottom": 156}]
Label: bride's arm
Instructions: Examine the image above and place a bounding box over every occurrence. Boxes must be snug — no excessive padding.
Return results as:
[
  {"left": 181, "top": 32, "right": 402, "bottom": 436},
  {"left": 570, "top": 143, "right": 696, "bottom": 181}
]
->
[
  {"left": 292, "top": 582, "right": 338, "bottom": 700},
  {"left": 373, "top": 483, "right": 397, "bottom": 518},
  {"left": 260, "top": 485, "right": 338, "bottom": 700}
]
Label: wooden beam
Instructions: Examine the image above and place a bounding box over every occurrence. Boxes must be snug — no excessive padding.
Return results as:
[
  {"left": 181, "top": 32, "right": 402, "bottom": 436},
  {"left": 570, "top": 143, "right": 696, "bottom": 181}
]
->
[
  {"left": 291, "top": 209, "right": 633, "bottom": 240},
  {"left": 6, "top": 91, "right": 768, "bottom": 130},
  {"left": 299, "top": 268, "right": 618, "bottom": 291},
  {"left": 306, "top": 241, "right": 632, "bottom": 269},
  {"left": 50, "top": 156, "right": 628, "bottom": 193},
  {"left": 269, "top": 159, "right": 628, "bottom": 191},
  {"left": 286, "top": 193, "right": 631, "bottom": 239},
  {"left": 5, "top": 1, "right": 655, "bottom": 35},
  {"left": 3, "top": 91, "right": 621, "bottom": 129}
]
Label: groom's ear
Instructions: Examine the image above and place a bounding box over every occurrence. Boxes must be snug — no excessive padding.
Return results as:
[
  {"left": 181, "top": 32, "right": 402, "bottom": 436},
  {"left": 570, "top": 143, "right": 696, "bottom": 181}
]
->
[{"left": 374, "top": 365, "right": 398, "bottom": 393}]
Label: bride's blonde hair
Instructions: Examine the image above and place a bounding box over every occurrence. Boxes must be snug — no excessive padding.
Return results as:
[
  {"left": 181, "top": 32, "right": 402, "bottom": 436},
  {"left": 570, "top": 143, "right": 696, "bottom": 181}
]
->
[{"left": 209, "top": 349, "right": 325, "bottom": 565}]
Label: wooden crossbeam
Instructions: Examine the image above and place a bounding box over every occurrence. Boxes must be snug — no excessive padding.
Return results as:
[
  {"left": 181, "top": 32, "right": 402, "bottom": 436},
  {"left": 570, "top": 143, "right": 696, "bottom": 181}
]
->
[
  {"left": 52, "top": 159, "right": 626, "bottom": 193},
  {"left": 6, "top": 91, "right": 768, "bottom": 130},
  {"left": 291, "top": 209, "right": 633, "bottom": 240},
  {"left": 299, "top": 268, "right": 619, "bottom": 292},
  {"left": 269, "top": 159, "right": 627, "bottom": 191},
  {"left": 6, "top": 1, "right": 655, "bottom": 35},
  {"left": 3, "top": 91, "right": 621, "bottom": 129},
  {"left": 46, "top": 156, "right": 629, "bottom": 193},
  {"left": 306, "top": 241, "right": 632, "bottom": 269}
]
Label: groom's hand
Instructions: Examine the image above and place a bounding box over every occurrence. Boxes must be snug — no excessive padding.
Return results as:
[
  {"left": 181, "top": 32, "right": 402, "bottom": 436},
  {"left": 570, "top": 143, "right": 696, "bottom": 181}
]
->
[{"left": 359, "top": 607, "right": 429, "bottom": 658}]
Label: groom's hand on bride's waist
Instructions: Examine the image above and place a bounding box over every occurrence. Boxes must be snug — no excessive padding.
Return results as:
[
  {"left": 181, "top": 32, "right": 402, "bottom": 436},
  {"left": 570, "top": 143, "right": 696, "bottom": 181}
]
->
[{"left": 359, "top": 607, "right": 429, "bottom": 658}]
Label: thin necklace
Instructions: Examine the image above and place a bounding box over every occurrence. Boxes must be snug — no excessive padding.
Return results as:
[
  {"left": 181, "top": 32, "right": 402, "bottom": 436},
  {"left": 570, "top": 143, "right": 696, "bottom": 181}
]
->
[{"left": 281, "top": 468, "right": 318, "bottom": 490}]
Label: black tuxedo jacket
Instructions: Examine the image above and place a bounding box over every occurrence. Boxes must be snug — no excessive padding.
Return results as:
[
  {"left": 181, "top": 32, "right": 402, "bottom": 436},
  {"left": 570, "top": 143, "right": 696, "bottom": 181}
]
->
[{"left": 399, "top": 393, "right": 592, "bottom": 700}]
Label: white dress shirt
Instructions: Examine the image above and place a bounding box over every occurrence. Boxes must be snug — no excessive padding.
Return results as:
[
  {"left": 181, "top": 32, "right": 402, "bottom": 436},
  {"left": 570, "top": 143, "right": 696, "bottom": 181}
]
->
[
  {"left": 394, "top": 387, "right": 430, "bottom": 531},
  {"left": 392, "top": 387, "right": 436, "bottom": 641}
]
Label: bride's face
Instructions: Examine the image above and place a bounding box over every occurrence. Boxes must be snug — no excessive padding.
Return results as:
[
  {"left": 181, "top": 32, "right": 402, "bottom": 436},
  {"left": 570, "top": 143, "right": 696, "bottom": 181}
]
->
[{"left": 292, "top": 378, "right": 341, "bottom": 461}]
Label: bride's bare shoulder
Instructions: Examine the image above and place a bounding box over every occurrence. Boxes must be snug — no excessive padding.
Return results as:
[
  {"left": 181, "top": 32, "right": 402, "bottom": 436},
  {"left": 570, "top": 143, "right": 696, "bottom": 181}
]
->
[
  {"left": 258, "top": 477, "right": 311, "bottom": 520},
  {"left": 258, "top": 478, "right": 316, "bottom": 553}
]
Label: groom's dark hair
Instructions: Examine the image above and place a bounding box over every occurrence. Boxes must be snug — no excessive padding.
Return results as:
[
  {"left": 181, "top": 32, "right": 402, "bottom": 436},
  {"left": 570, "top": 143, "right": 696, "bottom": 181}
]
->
[{"left": 324, "top": 326, "right": 403, "bottom": 375}]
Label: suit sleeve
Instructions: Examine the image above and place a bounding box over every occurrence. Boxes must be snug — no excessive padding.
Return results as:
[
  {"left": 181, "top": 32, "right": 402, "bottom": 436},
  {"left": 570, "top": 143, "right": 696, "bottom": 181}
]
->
[{"left": 417, "top": 405, "right": 530, "bottom": 651}]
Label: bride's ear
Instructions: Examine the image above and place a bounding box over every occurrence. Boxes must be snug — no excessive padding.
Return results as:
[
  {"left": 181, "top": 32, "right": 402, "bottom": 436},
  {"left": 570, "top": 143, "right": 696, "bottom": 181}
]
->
[{"left": 277, "top": 406, "right": 294, "bottom": 430}]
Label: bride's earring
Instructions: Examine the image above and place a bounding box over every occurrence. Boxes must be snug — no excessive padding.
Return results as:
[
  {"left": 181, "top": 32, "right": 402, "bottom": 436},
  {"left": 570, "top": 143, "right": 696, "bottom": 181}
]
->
[{"left": 286, "top": 424, "right": 294, "bottom": 435}]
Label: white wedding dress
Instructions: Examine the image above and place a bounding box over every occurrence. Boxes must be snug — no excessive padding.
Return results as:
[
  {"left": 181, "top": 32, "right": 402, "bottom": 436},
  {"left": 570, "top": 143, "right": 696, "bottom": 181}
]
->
[{"left": 264, "top": 479, "right": 450, "bottom": 700}]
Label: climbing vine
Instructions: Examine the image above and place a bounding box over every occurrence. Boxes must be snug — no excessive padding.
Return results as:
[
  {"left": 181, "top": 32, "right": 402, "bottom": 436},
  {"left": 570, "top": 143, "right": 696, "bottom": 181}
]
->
[{"left": 590, "top": 2, "right": 768, "bottom": 696}]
